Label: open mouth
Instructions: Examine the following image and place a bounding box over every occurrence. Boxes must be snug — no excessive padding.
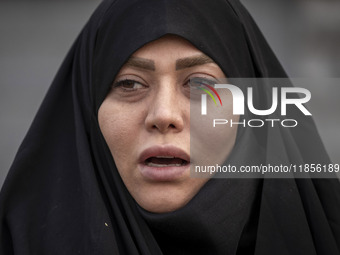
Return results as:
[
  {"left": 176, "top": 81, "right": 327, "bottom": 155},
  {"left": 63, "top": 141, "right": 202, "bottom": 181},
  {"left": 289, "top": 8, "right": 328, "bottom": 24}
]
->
[
  {"left": 139, "top": 145, "right": 190, "bottom": 180},
  {"left": 145, "top": 156, "right": 189, "bottom": 167}
]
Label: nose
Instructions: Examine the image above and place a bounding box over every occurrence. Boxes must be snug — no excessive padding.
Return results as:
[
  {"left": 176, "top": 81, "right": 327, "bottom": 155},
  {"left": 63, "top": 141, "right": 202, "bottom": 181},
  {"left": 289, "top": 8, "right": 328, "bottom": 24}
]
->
[{"left": 145, "top": 82, "right": 185, "bottom": 133}]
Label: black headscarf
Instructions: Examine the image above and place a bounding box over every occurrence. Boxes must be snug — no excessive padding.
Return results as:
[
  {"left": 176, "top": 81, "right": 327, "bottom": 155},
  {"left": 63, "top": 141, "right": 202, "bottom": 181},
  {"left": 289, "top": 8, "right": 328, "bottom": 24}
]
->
[{"left": 1, "top": 0, "right": 339, "bottom": 254}]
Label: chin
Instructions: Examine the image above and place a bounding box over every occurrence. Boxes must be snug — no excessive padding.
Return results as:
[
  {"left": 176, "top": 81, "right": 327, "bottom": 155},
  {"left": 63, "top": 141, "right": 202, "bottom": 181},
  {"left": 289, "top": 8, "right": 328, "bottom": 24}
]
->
[
  {"left": 139, "top": 199, "right": 188, "bottom": 213},
  {"left": 135, "top": 186, "right": 193, "bottom": 213}
]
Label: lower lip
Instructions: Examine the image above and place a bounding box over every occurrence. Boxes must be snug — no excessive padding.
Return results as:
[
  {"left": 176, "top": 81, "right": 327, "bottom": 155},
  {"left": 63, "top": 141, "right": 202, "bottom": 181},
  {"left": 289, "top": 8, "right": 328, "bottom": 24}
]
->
[{"left": 138, "top": 163, "right": 190, "bottom": 181}]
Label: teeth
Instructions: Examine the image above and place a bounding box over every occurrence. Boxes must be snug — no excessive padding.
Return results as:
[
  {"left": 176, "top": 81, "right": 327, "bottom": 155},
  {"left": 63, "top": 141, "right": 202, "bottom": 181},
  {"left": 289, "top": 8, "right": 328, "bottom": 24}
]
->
[
  {"left": 146, "top": 162, "right": 182, "bottom": 167},
  {"left": 155, "top": 156, "right": 175, "bottom": 159}
]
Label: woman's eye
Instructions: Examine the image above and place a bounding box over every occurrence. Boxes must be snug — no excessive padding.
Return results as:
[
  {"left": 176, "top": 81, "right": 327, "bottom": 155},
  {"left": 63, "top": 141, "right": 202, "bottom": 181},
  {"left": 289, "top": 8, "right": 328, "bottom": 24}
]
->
[
  {"left": 113, "top": 79, "right": 146, "bottom": 91},
  {"left": 188, "top": 77, "right": 217, "bottom": 89},
  {"left": 186, "top": 77, "right": 218, "bottom": 93},
  {"left": 184, "top": 77, "right": 220, "bottom": 99}
]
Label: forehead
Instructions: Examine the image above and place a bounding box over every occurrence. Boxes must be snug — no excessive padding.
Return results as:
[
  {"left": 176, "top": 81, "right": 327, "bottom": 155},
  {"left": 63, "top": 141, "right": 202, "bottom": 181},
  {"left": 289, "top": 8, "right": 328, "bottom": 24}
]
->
[
  {"left": 119, "top": 35, "right": 216, "bottom": 72},
  {"left": 132, "top": 35, "right": 204, "bottom": 60}
]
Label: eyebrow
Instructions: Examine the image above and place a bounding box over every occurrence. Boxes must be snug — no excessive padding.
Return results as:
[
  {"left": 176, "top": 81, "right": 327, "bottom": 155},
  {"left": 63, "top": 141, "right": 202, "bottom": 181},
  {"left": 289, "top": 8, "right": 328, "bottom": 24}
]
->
[
  {"left": 124, "top": 54, "right": 215, "bottom": 71},
  {"left": 125, "top": 56, "right": 155, "bottom": 71},
  {"left": 176, "top": 54, "right": 214, "bottom": 70}
]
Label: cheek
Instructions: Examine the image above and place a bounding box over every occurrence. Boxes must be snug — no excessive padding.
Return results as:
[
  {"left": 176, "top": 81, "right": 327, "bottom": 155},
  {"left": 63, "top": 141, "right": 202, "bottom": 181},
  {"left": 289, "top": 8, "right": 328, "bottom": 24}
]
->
[
  {"left": 98, "top": 102, "right": 144, "bottom": 169},
  {"left": 190, "top": 90, "right": 238, "bottom": 166}
]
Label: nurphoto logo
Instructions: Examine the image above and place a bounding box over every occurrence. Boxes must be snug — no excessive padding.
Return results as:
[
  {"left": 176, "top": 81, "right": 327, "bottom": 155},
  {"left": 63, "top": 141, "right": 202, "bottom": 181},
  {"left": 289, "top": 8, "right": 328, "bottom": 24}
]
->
[{"left": 199, "top": 82, "right": 312, "bottom": 128}]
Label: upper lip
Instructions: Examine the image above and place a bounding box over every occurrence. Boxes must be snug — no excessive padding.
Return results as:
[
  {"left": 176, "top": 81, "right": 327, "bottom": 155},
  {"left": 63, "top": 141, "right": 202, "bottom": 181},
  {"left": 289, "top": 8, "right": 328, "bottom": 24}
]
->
[{"left": 139, "top": 145, "right": 190, "bottom": 164}]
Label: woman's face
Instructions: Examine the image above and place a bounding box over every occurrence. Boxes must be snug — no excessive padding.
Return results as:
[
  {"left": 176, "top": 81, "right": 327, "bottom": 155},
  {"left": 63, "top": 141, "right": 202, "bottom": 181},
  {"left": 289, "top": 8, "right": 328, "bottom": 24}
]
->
[{"left": 98, "top": 35, "right": 238, "bottom": 213}]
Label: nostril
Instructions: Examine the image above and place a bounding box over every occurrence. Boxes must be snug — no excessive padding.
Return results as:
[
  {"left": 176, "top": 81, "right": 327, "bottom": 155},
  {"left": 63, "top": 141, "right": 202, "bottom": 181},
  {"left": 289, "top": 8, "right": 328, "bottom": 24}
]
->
[
  {"left": 146, "top": 106, "right": 185, "bottom": 133},
  {"left": 153, "top": 123, "right": 176, "bottom": 130}
]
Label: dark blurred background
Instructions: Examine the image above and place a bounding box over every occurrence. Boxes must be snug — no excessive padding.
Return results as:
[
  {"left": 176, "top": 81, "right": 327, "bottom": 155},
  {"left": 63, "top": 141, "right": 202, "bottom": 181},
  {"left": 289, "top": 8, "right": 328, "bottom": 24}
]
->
[{"left": 1, "top": 0, "right": 339, "bottom": 187}]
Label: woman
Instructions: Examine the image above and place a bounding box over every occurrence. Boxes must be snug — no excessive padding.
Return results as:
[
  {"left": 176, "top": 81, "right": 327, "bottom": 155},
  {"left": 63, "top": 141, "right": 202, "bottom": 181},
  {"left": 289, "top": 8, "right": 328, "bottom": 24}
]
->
[{"left": 1, "top": 0, "right": 339, "bottom": 254}]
